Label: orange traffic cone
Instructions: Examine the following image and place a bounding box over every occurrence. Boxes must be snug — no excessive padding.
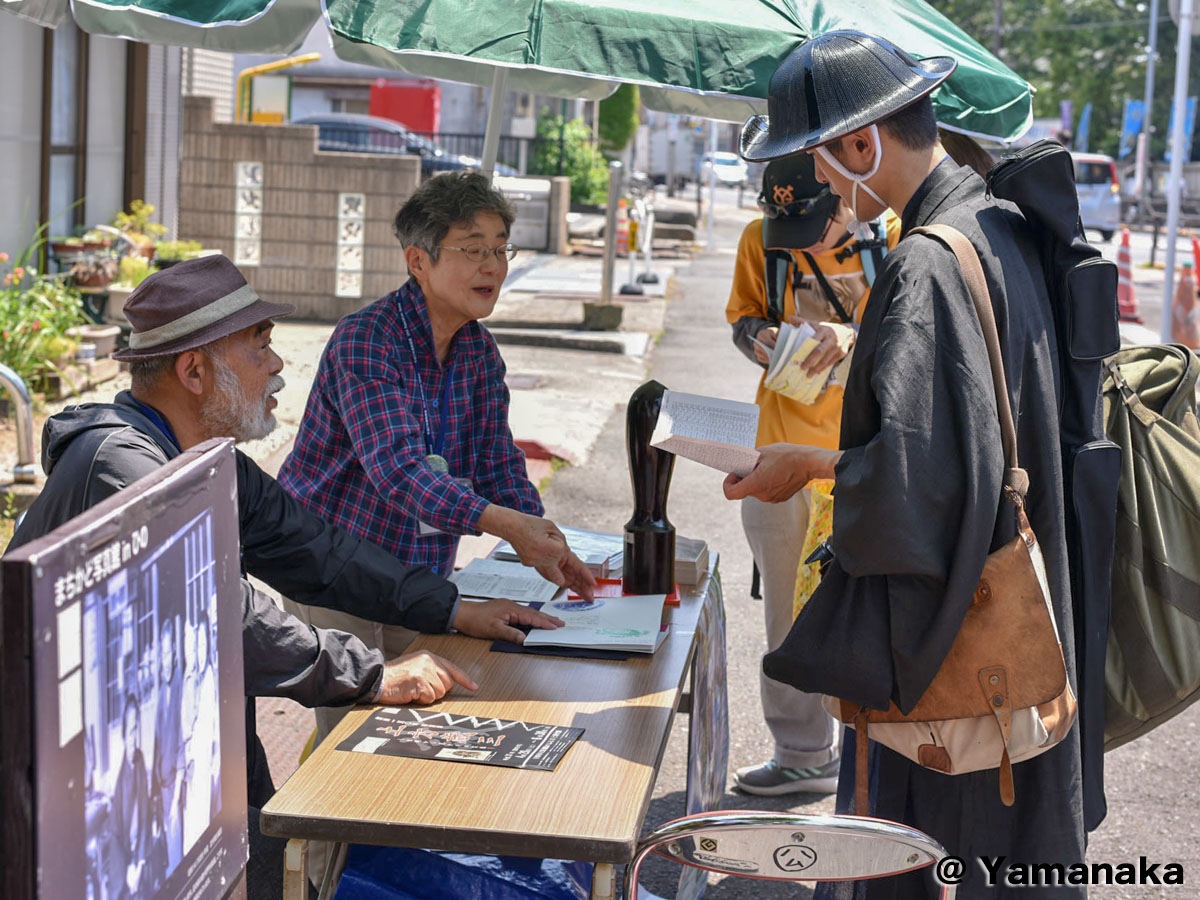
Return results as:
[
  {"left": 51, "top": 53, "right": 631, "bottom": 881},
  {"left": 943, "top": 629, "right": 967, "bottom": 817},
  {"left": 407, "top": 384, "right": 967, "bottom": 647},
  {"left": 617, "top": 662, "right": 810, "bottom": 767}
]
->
[
  {"left": 1117, "top": 227, "right": 1142, "bottom": 323},
  {"left": 616, "top": 197, "right": 630, "bottom": 256},
  {"left": 1173, "top": 261, "right": 1200, "bottom": 349}
]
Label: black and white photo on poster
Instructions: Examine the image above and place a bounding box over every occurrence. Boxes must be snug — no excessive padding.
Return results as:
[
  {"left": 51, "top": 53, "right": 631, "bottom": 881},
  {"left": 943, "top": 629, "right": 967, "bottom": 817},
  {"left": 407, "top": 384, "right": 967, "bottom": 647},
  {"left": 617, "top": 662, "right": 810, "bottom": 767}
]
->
[{"left": 81, "top": 510, "right": 223, "bottom": 900}]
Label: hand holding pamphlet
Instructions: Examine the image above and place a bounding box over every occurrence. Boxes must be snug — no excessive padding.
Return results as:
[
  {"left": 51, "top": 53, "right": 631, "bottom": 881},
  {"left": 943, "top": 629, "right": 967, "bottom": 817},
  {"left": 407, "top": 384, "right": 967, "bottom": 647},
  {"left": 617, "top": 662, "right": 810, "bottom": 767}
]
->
[{"left": 760, "top": 321, "right": 855, "bottom": 404}]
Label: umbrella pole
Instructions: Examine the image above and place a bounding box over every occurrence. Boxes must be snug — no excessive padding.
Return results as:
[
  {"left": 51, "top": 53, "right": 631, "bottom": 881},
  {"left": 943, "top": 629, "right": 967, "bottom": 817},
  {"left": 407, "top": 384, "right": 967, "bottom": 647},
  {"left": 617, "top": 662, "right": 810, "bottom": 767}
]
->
[
  {"left": 706, "top": 120, "right": 717, "bottom": 250},
  {"left": 481, "top": 68, "right": 509, "bottom": 178}
]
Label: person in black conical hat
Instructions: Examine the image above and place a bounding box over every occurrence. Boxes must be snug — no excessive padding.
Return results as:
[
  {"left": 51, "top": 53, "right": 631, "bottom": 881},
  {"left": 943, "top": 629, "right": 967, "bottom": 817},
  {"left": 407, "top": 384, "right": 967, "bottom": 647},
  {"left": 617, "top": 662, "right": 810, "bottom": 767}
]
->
[
  {"left": 728, "top": 31, "right": 1086, "bottom": 900},
  {"left": 726, "top": 138, "right": 902, "bottom": 800}
]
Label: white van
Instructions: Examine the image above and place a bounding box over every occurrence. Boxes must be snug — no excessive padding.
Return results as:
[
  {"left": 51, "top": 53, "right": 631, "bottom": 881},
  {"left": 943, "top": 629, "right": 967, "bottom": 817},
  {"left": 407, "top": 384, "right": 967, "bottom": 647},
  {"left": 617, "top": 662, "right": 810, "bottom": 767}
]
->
[{"left": 1071, "top": 152, "right": 1121, "bottom": 241}]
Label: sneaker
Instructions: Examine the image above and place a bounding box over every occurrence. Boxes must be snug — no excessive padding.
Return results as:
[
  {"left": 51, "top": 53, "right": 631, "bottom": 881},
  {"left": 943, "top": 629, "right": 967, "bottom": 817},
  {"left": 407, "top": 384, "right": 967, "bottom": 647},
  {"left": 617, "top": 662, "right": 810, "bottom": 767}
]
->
[{"left": 733, "top": 758, "right": 840, "bottom": 796}]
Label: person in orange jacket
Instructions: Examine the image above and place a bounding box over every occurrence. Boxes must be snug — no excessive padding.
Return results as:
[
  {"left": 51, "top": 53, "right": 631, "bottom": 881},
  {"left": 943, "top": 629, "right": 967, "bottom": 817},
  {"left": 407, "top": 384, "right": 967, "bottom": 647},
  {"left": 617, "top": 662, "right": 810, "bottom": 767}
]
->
[{"left": 724, "top": 153, "right": 900, "bottom": 795}]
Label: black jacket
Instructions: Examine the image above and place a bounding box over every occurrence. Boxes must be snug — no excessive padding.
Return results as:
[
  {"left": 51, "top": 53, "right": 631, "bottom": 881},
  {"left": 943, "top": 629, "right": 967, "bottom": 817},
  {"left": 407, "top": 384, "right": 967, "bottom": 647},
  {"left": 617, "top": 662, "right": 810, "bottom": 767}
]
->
[{"left": 8, "top": 391, "right": 461, "bottom": 803}]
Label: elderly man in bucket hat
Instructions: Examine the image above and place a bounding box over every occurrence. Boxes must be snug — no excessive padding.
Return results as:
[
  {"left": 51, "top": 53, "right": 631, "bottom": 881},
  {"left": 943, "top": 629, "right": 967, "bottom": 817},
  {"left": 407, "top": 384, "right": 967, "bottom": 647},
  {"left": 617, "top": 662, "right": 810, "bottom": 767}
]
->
[
  {"left": 8, "top": 254, "right": 562, "bottom": 896},
  {"left": 726, "top": 31, "right": 1084, "bottom": 899}
]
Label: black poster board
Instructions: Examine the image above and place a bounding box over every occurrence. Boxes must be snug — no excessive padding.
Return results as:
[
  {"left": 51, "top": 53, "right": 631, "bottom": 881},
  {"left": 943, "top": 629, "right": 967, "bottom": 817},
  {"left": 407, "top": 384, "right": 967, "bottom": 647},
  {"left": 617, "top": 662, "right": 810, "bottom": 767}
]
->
[{"left": 2, "top": 439, "right": 247, "bottom": 900}]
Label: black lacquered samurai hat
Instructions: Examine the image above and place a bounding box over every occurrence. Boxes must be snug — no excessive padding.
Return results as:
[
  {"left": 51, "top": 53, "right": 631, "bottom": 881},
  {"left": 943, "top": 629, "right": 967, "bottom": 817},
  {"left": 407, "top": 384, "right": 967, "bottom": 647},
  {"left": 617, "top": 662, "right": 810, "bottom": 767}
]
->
[{"left": 740, "top": 30, "right": 957, "bottom": 161}]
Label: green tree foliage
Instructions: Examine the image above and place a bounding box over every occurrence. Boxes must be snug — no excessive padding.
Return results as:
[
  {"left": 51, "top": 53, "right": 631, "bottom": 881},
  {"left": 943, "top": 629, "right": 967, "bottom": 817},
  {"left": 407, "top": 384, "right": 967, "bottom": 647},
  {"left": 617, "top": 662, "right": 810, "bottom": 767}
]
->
[
  {"left": 938, "top": 0, "right": 1200, "bottom": 159},
  {"left": 529, "top": 113, "right": 610, "bottom": 205},
  {"left": 598, "top": 84, "right": 640, "bottom": 154}
]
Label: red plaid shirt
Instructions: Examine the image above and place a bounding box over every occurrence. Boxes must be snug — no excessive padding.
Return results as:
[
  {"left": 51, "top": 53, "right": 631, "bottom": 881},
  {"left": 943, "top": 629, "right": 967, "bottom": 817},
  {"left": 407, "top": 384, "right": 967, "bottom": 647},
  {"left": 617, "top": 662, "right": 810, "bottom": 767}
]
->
[{"left": 278, "top": 278, "right": 543, "bottom": 576}]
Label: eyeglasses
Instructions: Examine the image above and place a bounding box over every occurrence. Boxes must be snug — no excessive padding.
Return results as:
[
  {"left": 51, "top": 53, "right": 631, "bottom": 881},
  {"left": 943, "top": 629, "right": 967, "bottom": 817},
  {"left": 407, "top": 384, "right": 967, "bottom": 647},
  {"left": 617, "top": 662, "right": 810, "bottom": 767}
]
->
[
  {"left": 756, "top": 194, "right": 823, "bottom": 220},
  {"left": 438, "top": 242, "right": 519, "bottom": 263}
]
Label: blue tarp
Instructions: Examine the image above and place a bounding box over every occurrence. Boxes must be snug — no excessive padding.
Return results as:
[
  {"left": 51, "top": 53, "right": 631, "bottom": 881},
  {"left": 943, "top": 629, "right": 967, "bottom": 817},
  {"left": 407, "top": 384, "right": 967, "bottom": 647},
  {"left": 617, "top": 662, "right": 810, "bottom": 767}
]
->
[{"left": 334, "top": 845, "right": 593, "bottom": 900}]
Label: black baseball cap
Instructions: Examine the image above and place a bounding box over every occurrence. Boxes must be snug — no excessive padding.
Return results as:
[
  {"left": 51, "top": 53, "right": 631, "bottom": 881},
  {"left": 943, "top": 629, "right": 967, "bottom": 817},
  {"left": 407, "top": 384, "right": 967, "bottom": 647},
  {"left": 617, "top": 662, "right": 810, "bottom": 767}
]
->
[{"left": 758, "top": 154, "right": 840, "bottom": 250}]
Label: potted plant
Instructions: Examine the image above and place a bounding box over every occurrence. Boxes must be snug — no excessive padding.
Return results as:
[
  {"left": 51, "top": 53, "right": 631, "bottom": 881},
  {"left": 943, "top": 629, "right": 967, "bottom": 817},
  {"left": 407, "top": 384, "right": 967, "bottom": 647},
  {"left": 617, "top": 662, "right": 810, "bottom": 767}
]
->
[
  {"left": 67, "top": 323, "right": 121, "bottom": 359},
  {"left": 113, "top": 200, "right": 169, "bottom": 258},
  {"left": 68, "top": 254, "right": 119, "bottom": 289},
  {"left": 49, "top": 236, "right": 86, "bottom": 257},
  {"left": 0, "top": 254, "right": 88, "bottom": 391},
  {"left": 153, "top": 239, "right": 203, "bottom": 269},
  {"left": 105, "top": 255, "right": 155, "bottom": 323}
]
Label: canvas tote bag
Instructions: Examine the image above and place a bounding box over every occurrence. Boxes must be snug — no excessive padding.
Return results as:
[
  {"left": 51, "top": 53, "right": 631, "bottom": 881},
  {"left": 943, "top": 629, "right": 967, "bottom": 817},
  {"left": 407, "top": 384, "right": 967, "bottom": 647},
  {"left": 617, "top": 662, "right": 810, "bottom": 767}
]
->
[{"left": 826, "top": 224, "right": 1077, "bottom": 814}]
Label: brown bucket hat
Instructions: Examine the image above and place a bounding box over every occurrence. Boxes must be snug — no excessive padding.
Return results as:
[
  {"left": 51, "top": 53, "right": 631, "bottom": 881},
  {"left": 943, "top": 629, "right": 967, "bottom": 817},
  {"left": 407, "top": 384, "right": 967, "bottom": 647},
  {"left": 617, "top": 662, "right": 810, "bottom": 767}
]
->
[{"left": 112, "top": 255, "right": 294, "bottom": 360}]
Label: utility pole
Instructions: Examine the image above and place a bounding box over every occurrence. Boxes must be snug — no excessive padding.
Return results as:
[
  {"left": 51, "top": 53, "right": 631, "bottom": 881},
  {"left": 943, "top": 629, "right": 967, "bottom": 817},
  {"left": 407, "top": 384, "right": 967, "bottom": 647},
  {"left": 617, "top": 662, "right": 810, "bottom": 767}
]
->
[
  {"left": 1139, "top": 0, "right": 1161, "bottom": 208},
  {"left": 1162, "top": 0, "right": 1193, "bottom": 342},
  {"left": 993, "top": 0, "right": 1003, "bottom": 54}
]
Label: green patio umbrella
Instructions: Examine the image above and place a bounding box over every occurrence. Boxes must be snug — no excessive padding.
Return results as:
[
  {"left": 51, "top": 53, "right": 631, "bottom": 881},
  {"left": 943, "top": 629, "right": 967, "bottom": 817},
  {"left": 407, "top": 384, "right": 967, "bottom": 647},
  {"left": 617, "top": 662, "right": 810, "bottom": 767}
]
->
[
  {"left": 322, "top": 0, "right": 1033, "bottom": 141},
  {"left": 16, "top": 0, "right": 1032, "bottom": 141}
]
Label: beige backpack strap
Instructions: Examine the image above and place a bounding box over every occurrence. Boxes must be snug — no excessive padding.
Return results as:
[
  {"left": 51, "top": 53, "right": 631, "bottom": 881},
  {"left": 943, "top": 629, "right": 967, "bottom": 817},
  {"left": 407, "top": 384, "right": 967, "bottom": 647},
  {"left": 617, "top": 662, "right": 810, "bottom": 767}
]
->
[{"left": 910, "top": 224, "right": 1027, "bottom": 506}]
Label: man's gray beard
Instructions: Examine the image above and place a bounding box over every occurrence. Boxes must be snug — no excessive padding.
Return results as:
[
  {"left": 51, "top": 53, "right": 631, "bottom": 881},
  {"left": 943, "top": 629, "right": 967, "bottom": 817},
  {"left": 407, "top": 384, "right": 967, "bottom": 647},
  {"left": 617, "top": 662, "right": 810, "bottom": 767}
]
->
[{"left": 200, "top": 352, "right": 285, "bottom": 443}]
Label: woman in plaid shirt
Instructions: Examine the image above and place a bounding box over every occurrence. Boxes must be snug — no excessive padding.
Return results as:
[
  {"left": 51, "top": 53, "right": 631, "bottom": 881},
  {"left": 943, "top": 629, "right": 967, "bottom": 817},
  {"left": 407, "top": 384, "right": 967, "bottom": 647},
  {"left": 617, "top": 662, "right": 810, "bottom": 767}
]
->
[{"left": 279, "top": 171, "right": 595, "bottom": 726}]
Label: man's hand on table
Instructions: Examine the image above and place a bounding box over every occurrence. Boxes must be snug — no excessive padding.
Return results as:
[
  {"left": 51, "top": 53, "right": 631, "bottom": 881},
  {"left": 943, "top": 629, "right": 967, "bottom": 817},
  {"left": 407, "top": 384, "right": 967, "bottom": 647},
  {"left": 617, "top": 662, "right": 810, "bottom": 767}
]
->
[
  {"left": 478, "top": 506, "right": 597, "bottom": 600},
  {"left": 376, "top": 650, "right": 478, "bottom": 705},
  {"left": 453, "top": 598, "right": 565, "bottom": 644},
  {"left": 723, "top": 443, "right": 842, "bottom": 503}
]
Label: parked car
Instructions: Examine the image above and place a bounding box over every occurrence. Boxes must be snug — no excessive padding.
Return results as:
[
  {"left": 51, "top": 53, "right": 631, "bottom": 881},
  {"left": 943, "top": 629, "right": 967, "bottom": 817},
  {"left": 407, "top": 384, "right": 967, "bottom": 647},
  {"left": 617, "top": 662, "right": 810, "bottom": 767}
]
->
[
  {"left": 701, "top": 151, "right": 750, "bottom": 188},
  {"left": 1071, "top": 152, "right": 1120, "bottom": 241},
  {"left": 295, "top": 113, "right": 517, "bottom": 177}
]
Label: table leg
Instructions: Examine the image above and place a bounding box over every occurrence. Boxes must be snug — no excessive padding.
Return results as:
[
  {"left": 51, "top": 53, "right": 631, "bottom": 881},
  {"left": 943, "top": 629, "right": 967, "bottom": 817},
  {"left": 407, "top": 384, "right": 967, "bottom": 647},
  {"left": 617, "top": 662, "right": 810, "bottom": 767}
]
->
[
  {"left": 590, "top": 862, "right": 615, "bottom": 900},
  {"left": 282, "top": 839, "right": 308, "bottom": 900},
  {"left": 317, "top": 841, "right": 349, "bottom": 900}
]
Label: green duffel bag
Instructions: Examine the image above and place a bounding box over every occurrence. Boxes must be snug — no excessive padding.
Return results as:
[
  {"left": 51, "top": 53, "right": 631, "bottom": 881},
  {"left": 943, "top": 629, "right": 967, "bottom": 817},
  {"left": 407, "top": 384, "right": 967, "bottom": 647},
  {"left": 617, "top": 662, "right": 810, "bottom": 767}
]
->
[{"left": 1103, "top": 343, "right": 1200, "bottom": 751}]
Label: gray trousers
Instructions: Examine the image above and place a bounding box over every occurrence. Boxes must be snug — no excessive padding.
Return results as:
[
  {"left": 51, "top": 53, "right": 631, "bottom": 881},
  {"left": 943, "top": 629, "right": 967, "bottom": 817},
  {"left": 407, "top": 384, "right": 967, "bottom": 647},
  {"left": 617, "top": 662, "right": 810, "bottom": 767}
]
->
[{"left": 741, "top": 494, "right": 839, "bottom": 769}]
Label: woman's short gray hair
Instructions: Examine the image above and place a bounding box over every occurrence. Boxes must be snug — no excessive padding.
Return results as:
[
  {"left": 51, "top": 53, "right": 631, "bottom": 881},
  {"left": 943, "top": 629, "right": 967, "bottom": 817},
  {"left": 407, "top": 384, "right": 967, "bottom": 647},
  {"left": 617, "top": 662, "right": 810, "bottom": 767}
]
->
[{"left": 393, "top": 171, "right": 516, "bottom": 262}]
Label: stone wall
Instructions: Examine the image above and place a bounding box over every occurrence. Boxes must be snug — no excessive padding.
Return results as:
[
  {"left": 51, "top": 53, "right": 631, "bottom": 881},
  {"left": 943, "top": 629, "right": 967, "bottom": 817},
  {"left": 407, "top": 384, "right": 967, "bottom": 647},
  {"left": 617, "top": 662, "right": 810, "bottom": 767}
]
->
[{"left": 179, "top": 95, "right": 419, "bottom": 320}]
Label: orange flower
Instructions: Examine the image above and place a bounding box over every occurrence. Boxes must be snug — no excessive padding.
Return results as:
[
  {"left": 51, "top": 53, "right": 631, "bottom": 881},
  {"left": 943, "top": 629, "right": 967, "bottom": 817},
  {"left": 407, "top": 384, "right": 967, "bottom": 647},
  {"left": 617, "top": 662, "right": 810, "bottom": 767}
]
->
[
  {"left": 0, "top": 251, "right": 8, "bottom": 262},
  {"left": 13, "top": 266, "right": 24, "bottom": 280},
  {"left": 31, "top": 321, "right": 42, "bottom": 331}
]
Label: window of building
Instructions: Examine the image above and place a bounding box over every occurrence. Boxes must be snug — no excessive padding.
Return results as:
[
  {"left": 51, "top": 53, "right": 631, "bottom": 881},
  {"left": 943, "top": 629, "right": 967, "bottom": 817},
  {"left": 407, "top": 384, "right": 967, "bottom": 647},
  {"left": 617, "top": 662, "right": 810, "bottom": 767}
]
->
[{"left": 41, "top": 22, "right": 89, "bottom": 238}]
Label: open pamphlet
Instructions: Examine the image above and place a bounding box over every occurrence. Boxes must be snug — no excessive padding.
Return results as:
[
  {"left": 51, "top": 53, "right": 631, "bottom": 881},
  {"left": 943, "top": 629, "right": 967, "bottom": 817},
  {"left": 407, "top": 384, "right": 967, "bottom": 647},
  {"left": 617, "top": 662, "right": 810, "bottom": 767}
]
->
[
  {"left": 523, "top": 594, "right": 670, "bottom": 653},
  {"left": 449, "top": 557, "right": 562, "bottom": 605},
  {"left": 650, "top": 389, "right": 760, "bottom": 476},
  {"left": 493, "top": 525, "right": 624, "bottom": 579},
  {"left": 761, "top": 321, "right": 854, "bottom": 404}
]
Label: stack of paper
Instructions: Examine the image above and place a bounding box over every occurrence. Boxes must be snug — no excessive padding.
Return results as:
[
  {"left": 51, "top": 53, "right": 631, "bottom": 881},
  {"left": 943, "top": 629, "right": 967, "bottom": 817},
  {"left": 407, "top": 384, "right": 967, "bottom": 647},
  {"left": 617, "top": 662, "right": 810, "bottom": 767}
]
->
[
  {"left": 674, "top": 535, "right": 709, "bottom": 585},
  {"left": 761, "top": 321, "right": 854, "bottom": 404},
  {"left": 523, "top": 594, "right": 669, "bottom": 654},
  {"left": 494, "top": 525, "right": 625, "bottom": 578},
  {"left": 449, "top": 557, "right": 562, "bottom": 605},
  {"left": 649, "top": 389, "right": 760, "bottom": 477}
]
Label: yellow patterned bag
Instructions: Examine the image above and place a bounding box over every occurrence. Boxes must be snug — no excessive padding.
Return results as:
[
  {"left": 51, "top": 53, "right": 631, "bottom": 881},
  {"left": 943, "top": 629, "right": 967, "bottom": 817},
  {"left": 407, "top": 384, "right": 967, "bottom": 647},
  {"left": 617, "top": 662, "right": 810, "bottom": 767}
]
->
[{"left": 792, "top": 478, "right": 835, "bottom": 618}]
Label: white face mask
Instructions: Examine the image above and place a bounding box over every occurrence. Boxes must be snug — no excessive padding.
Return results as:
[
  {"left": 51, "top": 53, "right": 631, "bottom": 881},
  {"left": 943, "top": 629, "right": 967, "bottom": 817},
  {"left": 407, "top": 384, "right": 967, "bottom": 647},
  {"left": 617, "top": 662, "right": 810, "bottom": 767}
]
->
[{"left": 815, "top": 124, "right": 886, "bottom": 233}]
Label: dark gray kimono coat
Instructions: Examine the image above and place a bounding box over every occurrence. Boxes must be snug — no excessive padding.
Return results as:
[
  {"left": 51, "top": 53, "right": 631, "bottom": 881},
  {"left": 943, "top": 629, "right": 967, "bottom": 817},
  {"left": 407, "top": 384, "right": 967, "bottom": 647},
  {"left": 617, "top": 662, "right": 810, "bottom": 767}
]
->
[{"left": 765, "top": 159, "right": 1084, "bottom": 899}]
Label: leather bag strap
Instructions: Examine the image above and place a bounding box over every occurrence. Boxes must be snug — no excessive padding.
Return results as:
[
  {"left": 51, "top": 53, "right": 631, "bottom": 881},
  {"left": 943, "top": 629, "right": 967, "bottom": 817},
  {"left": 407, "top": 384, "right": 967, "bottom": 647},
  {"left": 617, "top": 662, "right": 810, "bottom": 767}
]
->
[{"left": 910, "top": 224, "right": 1027, "bottom": 504}]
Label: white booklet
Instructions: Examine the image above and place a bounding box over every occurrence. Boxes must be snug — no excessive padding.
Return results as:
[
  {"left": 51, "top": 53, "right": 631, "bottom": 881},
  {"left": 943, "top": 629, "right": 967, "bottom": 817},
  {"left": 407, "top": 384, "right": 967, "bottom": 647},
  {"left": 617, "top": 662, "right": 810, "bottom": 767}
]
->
[
  {"left": 523, "top": 594, "right": 669, "bottom": 653},
  {"left": 449, "top": 557, "right": 562, "bottom": 605},
  {"left": 649, "top": 389, "right": 760, "bottom": 476}
]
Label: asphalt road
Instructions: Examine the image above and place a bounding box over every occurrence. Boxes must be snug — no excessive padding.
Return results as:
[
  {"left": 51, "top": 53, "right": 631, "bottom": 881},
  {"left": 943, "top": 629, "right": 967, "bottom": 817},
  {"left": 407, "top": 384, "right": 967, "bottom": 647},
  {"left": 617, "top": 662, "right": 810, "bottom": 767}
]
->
[{"left": 541, "top": 197, "right": 1200, "bottom": 898}]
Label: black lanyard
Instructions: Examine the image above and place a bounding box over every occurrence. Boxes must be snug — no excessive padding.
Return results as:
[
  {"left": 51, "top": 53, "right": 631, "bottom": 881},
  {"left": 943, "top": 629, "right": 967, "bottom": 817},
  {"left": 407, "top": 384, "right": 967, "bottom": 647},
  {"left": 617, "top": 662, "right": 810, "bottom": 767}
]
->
[{"left": 800, "top": 251, "right": 855, "bottom": 325}]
